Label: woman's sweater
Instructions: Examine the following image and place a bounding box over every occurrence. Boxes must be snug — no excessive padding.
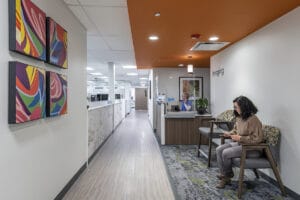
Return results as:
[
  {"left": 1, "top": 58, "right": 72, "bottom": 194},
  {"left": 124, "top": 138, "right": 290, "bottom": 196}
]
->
[{"left": 230, "top": 115, "right": 264, "bottom": 144}]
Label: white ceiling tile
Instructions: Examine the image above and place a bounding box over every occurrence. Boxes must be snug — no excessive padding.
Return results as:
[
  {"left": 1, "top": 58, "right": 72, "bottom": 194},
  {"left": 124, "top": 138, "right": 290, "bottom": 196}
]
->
[
  {"left": 103, "top": 36, "right": 133, "bottom": 51},
  {"left": 83, "top": 6, "right": 131, "bottom": 36},
  {"left": 64, "top": 0, "right": 80, "bottom": 5},
  {"left": 68, "top": 5, "right": 98, "bottom": 34},
  {"left": 78, "top": 0, "right": 127, "bottom": 7},
  {"left": 88, "top": 50, "right": 135, "bottom": 64},
  {"left": 87, "top": 36, "right": 110, "bottom": 50}
]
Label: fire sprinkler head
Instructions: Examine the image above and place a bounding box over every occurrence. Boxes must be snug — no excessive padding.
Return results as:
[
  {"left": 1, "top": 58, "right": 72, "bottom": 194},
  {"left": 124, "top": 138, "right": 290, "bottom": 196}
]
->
[{"left": 191, "top": 33, "right": 201, "bottom": 40}]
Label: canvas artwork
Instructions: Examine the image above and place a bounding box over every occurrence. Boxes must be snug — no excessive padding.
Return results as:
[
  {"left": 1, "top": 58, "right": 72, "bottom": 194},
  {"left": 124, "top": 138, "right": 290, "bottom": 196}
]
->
[
  {"left": 46, "top": 17, "right": 68, "bottom": 68},
  {"left": 179, "top": 77, "right": 203, "bottom": 100},
  {"left": 46, "top": 71, "right": 68, "bottom": 117},
  {"left": 8, "top": 62, "right": 46, "bottom": 124},
  {"left": 9, "top": 0, "right": 46, "bottom": 61}
]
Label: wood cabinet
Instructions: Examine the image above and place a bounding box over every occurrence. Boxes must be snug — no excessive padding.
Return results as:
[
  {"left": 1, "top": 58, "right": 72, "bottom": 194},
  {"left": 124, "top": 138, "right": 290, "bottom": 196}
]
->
[{"left": 165, "top": 115, "right": 212, "bottom": 145}]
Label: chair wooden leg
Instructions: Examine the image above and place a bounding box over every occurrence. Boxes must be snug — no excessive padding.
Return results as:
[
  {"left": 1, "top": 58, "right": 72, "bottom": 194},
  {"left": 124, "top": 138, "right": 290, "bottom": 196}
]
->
[
  {"left": 197, "top": 134, "right": 201, "bottom": 157},
  {"left": 207, "top": 137, "right": 212, "bottom": 168},
  {"left": 253, "top": 169, "right": 260, "bottom": 179},
  {"left": 221, "top": 136, "right": 225, "bottom": 145},
  {"left": 238, "top": 149, "right": 247, "bottom": 199},
  {"left": 265, "top": 147, "right": 287, "bottom": 196}
]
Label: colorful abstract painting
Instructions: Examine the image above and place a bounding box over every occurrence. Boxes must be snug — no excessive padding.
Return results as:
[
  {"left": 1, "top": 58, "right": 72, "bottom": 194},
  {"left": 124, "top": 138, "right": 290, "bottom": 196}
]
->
[
  {"left": 46, "top": 72, "right": 68, "bottom": 117},
  {"left": 8, "top": 62, "right": 46, "bottom": 124},
  {"left": 46, "top": 17, "right": 68, "bottom": 68},
  {"left": 9, "top": 0, "right": 46, "bottom": 61}
]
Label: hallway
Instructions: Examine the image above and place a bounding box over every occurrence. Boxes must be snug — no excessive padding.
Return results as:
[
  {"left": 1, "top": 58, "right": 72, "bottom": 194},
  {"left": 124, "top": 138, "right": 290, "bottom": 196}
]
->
[{"left": 63, "top": 111, "right": 175, "bottom": 200}]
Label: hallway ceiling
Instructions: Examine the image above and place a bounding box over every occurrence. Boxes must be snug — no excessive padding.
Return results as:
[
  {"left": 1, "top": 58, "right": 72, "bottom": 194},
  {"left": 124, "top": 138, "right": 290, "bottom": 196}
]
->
[
  {"left": 127, "top": 0, "right": 300, "bottom": 68},
  {"left": 63, "top": 0, "right": 148, "bottom": 86}
]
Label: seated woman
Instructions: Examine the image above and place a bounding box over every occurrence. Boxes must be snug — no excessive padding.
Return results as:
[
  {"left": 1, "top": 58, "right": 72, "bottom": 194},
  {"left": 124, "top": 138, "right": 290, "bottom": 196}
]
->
[
  {"left": 180, "top": 92, "right": 193, "bottom": 111},
  {"left": 216, "top": 96, "right": 263, "bottom": 188}
]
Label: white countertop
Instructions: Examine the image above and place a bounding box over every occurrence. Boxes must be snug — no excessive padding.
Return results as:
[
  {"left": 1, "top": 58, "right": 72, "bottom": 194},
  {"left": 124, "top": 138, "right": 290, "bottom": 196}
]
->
[{"left": 165, "top": 111, "right": 212, "bottom": 118}]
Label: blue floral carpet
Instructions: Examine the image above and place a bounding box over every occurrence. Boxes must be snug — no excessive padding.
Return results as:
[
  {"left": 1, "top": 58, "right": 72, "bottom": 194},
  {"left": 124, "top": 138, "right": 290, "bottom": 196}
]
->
[{"left": 160, "top": 145, "right": 293, "bottom": 200}]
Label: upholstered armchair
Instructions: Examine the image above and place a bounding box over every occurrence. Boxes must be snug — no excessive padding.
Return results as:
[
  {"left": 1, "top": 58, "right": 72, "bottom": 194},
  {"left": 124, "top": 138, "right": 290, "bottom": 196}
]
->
[
  {"left": 223, "top": 125, "right": 287, "bottom": 198},
  {"left": 198, "top": 110, "right": 235, "bottom": 167}
]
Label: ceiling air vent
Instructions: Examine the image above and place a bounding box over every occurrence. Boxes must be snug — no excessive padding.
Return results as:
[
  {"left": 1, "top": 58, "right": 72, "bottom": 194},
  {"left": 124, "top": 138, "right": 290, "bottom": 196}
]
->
[{"left": 190, "top": 42, "right": 230, "bottom": 51}]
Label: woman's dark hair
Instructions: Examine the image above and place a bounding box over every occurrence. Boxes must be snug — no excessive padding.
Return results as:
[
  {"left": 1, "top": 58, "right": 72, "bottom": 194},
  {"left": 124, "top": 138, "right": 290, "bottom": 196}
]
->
[{"left": 233, "top": 96, "right": 258, "bottom": 120}]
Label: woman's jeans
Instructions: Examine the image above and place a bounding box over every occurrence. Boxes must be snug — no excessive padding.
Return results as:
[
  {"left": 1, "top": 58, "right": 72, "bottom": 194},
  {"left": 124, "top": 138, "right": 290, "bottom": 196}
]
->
[{"left": 216, "top": 142, "right": 261, "bottom": 176}]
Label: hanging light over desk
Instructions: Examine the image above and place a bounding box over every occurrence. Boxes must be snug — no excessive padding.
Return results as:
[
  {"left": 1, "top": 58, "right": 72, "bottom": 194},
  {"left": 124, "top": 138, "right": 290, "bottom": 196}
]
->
[{"left": 187, "top": 64, "right": 193, "bottom": 73}]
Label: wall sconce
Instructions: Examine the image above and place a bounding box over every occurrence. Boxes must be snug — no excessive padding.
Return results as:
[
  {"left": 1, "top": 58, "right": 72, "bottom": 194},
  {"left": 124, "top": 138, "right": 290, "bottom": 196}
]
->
[{"left": 187, "top": 64, "right": 193, "bottom": 73}]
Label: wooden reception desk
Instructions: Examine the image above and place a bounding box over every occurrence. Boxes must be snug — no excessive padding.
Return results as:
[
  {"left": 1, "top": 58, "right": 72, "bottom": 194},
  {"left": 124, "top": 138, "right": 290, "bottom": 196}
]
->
[{"left": 164, "top": 112, "right": 212, "bottom": 145}]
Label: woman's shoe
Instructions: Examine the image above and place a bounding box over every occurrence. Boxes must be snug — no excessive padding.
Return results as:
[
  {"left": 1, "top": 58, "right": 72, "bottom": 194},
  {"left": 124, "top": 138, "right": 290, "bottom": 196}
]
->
[
  {"left": 216, "top": 177, "right": 231, "bottom": 189},
  {"left": 217, "top": 174, "right": 225, "bottom": 180},
  {"left": 217, "top": 172, "right": 234, "bottom": 180}
]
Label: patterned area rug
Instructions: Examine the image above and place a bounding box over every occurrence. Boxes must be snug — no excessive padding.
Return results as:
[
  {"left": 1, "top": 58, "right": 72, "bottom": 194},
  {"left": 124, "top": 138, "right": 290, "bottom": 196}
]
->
[{"left": 160, "top": 145, "right": 293, "bottom": 200}]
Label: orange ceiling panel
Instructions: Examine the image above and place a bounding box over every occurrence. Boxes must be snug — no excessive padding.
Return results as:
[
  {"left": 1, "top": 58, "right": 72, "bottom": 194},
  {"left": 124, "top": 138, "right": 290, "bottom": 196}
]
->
[{"left": 127, "top": 0, "right": 300, "bottom": 69}]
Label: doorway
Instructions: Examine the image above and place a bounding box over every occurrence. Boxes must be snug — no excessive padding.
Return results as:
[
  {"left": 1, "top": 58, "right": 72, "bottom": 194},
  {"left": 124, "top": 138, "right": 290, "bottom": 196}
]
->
[{"left": 135, "top": 88, "right": 148, "bottom": 110}]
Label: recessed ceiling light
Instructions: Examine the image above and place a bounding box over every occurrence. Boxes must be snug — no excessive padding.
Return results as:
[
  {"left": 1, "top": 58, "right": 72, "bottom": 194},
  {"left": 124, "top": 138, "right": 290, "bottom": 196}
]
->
[
  {"left": 127, "top": 73, "right": 138, "bottom": 76},
  {"left": 123, "top": 65, "right": 137, "bottom": 69},
  {"left": 86, "top": 67, "right": 94, "bottom": 71},
  {"left": 90, "top": 72, "right": 102, "bottom": 76},
  {"left": 209, "top": 36, "right": 219, "bottom": 41},
  {"left": 178, "top": 64, "right": 184, "bottom": 67},
  {"left": 149, "top": 35, "right": 159, "bottom": 41},
  {"left": 154, "top": 12, "right": 161, "bottom": 17}
]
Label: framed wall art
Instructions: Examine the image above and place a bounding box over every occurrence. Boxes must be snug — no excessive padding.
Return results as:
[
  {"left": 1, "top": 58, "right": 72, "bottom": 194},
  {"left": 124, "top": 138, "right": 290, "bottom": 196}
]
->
[
  {"left": 179, "top": 77, "right": 203, "bottom": 100},
  {"left": 9, "top": 0, "right": 46, "bottom": 61},
  {"left": 8, "top": 61, "right": 46, "bottom": 124},
  {"left": 46, "top": 17, "right": 68, "bottom": 69},
  {"left": 46, "top": 71, "right": 67, "bottom": 117}
]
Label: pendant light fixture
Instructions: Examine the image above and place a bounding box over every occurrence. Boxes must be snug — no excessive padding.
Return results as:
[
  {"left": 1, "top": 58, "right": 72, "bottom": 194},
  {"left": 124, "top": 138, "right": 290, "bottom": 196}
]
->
[{"left": 187, "top": 64, "right": 193, "bottom": 73}]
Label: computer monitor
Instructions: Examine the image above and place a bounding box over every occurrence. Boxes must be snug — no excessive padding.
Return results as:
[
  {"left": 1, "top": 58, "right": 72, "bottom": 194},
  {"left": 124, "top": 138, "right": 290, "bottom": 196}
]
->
[
  {"left": 100, "top": 94, "right": 109, "bottom": 101},
  {"left": 96, "top": 94, "right": 101, "bottom": 101},
  {"left": 91, "top": 95, "right": 96, "bottom": 102},
  {"left": 115, "top": 94, "right": 121, "bottom": 99}
]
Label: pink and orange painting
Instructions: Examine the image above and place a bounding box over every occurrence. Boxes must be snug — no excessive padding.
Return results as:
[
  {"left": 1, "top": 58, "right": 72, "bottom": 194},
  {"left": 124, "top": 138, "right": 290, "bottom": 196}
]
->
[{"left": 46, "top": 71, "right": 67, "bottom": 117}]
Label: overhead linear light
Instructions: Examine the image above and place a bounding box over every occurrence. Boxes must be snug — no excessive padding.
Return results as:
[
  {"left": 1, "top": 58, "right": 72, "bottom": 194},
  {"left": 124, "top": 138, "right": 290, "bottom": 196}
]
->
[
  {"left": 90, "top": 72, "right": 102, "bottom": 76},
  {"left": 149, "top": 35, "right": 159, "bottom": 41},
  {"left": 86, "top": 67, "right": 94, "bottom": 71},
  {"left": 139, "top": 77, "right": 148, "bottom": 80},
  {"left": 209, "top": 36, "right": 219, "bottom": 41},
  {"left": 127, "top": 72, "right": 138, "bottom": 76},
  {"left": 187, "top": 64, "right": 193, "bottom": 73},
  {"left": 123, "top": 65, "right": 137, "bottom": 69},
  {"left": 178, "top": 64, "right": 184, "bottom": 67}
]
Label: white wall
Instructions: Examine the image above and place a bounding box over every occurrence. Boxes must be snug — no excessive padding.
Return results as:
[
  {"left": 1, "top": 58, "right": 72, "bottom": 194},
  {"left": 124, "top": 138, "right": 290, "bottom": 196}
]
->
[
  {"left": 211, "top": 7, "right": 300, "bottom": 194},
  {"left": 0, "top": 0, "right": 87, "bottom": 199}
]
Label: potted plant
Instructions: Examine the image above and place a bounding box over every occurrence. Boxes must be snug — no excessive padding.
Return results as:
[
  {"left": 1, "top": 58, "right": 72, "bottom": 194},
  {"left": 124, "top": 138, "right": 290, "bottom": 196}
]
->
[{"left": 196, "top": 98, "right": 209, "bottom": 114}]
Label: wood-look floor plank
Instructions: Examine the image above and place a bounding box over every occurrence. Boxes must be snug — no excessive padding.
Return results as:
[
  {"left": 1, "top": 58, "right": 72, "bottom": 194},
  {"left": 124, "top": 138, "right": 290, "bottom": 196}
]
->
[{"left": 63, "top": 111, "right": 175, "bottom": 200}]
